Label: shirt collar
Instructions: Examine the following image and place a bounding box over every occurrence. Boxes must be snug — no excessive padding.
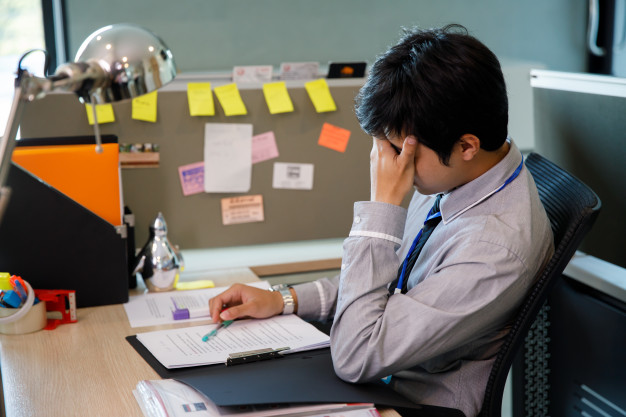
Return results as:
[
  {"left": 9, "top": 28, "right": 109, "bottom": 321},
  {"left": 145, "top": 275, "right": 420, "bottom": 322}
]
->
[{"left": 439, "top": 139, "right": 523, "bottom": 224}]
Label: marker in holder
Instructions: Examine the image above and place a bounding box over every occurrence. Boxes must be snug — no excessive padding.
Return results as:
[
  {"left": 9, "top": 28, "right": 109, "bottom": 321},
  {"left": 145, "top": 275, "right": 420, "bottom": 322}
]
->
[{"left": 0, "top": 280, "right": 47, "bottom": 335}]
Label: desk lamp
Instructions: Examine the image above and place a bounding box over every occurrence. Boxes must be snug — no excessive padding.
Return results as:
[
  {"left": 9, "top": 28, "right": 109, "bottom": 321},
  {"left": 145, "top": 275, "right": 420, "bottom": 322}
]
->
[{"left": 0, "top": 23, "right": 177, "bottom": 224}]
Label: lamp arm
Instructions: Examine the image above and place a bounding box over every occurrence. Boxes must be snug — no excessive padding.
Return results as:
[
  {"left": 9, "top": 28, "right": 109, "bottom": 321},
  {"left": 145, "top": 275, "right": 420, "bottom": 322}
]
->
[
  {"left": 0, "top": 64, "right": 106, "bottom": 224},
  {"left": 0, "top": 82, "right": 28, "bottom": 225}
]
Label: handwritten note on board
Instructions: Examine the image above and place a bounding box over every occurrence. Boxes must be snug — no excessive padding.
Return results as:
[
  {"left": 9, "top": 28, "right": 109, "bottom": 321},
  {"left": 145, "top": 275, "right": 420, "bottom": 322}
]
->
[
  {"left": 187, "top": 82, "right": 215, "bottom": 116},
  {"left": 304, "top": 78, "right": 336, "bottom": 113},
  {"left": 318, "top": 122, "right": 351, "bottom": 153},
  {"left": 252, "top": 131, "right": 280, "bottom": 164},
  {"left": 262, "top": 81, "right": 294, "bottom": 114},
  {"left": 214, "top": 83, "right": 248, "bottom": 116},
  {"left": 132, "top": 91, "right": 158, "bottom": 122},
  {"left": 85, "top": 104, "right": 115, "bottom": 125},
  {"left": 204, "top": 123, "right": 253, "bottom": 193}
]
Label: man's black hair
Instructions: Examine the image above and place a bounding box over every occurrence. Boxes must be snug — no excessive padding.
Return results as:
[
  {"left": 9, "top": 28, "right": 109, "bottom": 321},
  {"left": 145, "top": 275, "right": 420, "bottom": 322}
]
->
[{"left": 355, "top": 24, "right": 508, "bottom": 164}]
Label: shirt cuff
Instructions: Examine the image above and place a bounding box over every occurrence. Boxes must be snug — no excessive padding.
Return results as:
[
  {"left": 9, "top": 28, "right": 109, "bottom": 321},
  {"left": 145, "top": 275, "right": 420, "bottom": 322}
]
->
[
  {"left": 293, "top": 281, "right": 325, "bottom": 321},
  {"left": 348, "top": 201, "right": 407, "bottom": 246}
]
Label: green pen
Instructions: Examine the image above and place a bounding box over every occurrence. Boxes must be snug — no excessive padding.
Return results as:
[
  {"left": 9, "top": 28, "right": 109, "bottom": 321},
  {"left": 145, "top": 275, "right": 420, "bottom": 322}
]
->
[{"left": 201, "top": 319, "right": 234, "bottom": 342}]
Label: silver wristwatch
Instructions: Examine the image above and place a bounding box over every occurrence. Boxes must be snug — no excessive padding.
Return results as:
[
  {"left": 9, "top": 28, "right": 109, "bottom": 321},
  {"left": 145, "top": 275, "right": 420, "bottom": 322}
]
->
[{"left": 270, "top": 284, "right": 295, "bottom": 315}]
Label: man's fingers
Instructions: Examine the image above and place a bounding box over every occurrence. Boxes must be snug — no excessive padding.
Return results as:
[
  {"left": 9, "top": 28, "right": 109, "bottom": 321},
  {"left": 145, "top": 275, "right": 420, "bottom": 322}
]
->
[
  {"left": 398, "top": 136, "right": 417, "bottom": 162},
  {"left": 219, "top": 305, "right": 241, "bottom": 320},
  {"left": 208, "top": 284, "right": 244, "bottom": 322}
]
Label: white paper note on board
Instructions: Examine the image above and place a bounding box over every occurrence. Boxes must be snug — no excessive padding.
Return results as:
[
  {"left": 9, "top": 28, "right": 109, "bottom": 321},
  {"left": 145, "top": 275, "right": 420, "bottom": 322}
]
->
[
  {"left": 204, "top": 123, "right": 253, "bottom": 193},
  {"left": 272, "top": 162, "right": 314, "bottom": 190}
]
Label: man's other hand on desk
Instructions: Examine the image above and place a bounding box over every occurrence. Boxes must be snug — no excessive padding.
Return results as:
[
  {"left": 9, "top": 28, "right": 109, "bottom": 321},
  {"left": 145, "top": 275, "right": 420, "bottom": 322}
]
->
[{"left": 209, "top": 283, "right": 284, "bottom": 322}]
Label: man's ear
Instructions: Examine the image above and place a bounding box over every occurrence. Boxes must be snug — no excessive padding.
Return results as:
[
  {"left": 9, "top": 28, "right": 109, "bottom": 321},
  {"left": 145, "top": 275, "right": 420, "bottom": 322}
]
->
[{"left": 458, "top": 134, "right": 481, "bottom": 161}]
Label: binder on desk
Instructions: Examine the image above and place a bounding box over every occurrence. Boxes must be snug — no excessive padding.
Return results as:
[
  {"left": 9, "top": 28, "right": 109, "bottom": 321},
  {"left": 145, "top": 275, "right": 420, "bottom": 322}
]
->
[
  {"left": 126, "top": 336, "right": 420, "bottom": 410},
  {"left": 0, "top": 135, "right": 129, "bottom": 307}
]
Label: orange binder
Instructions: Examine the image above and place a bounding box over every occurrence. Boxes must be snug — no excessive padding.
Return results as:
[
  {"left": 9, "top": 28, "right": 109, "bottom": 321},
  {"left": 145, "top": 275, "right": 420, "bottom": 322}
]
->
[{"left": 11, "top": 143, "right": 122, "bottom": 225}]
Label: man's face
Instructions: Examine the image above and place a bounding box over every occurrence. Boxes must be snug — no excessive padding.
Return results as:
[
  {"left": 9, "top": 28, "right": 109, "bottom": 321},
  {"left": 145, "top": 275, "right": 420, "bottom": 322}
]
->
[{"left": 387, "top": 136, "right": 463, "bottom": 195}]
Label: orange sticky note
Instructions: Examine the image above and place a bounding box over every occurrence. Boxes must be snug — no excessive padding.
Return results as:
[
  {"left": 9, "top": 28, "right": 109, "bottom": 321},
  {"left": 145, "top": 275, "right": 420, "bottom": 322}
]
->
[
  {"left": 85, "top": 103, "right": 115, "bottom": 125},
  {"left": 262, "top": 81, "right": 294, "bottom": 114},
  {"left": 318, "top": 123, "right": 351, "bottom": 153},
  {"left": 132, "top": 91, "right": 158, "bottom": 122},
  {"left": 187, "top": 82, "right": 215, "bottom": 116},
  {"left": 214, "top": 83, "right": 248, "bottom": 116},
  {"left": 304, "top": 78, "right": 337, "bottom": 113}
]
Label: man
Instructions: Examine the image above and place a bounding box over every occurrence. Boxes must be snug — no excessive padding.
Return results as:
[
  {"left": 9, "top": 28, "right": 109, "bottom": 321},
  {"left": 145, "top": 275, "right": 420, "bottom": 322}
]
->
[{"left": 210, "top": 24, "right": 554, "bottom": 417}]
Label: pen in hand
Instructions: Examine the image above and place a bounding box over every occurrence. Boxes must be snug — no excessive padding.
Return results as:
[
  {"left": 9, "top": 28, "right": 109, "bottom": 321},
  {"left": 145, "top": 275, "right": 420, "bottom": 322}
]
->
[{"left": 201, "top": 319, "right": 234, "bottom": 342}]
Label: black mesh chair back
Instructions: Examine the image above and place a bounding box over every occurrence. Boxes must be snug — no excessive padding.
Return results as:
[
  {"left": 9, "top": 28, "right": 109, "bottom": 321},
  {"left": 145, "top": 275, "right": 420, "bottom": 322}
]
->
[{"left": 478, "top": 152, "right": 601, "bottom": 417}]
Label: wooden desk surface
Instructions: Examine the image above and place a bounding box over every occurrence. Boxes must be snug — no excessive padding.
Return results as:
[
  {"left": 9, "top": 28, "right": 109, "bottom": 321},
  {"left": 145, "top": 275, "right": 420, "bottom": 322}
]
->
[
  {"left": 0, "top": 268, "right": 260, "bottom": 417},
  {"left": 0, "top": 266, "right": 399, "bottom": 417}
]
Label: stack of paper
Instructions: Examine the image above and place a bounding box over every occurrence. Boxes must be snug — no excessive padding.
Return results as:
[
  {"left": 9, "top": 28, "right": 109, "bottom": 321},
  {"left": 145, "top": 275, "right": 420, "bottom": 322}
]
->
[
  {"left": 134, "top": 379, "right": 379, "bottom": 417},
  {"left": 123, "top": 280, "right": 270, "bottom": 328},
  {"left": 135, "top": 314, "right": 330, "bottom": 369}
]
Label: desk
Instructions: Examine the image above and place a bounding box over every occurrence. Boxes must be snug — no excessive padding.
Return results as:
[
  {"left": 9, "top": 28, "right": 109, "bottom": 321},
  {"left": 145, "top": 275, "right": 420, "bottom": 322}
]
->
[
  {"left": 0, "top": 268, "right": 260, "bottom": 417},
  {"left": 0, "top": 245, "right": 398, "bottom": 417}
]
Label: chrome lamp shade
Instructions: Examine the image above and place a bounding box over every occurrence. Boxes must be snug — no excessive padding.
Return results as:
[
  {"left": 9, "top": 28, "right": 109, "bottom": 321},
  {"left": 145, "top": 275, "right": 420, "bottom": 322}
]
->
[
  {"left": 57, "top": 23, "right": 177, "bottom": 103},
  {"left": 0, "top": 23, "right": 177, "bottom": 223}
]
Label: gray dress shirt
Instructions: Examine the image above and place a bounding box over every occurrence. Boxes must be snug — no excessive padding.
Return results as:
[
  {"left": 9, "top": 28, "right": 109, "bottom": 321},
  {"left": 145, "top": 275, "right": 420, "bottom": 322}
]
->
[{"left": 294, "top": 141, "right": 554, "bottom": 417}]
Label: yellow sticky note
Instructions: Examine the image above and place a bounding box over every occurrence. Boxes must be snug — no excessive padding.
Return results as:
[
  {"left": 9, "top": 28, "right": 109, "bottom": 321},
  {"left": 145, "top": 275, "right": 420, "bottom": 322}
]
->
[
  {"left": 176, "top": 280, "right": 215, "bottom": 290},
  {"left": 187, "top": 82, "right": 215, "bottom": 116},
  {"left": 214, "top": 83, "right": 248, "bottom": 116},
  {"left": 305, "top": 78, "right": 337, "bottom": 113},
  {"left": 262, "top": 81, "right": 294, "bottom": 114},
  {"left": 85, "top": 103, "right": 115, "bottom": 125},
  {"left": 132, "top": 91, "right": 158, "bottom": 122}
]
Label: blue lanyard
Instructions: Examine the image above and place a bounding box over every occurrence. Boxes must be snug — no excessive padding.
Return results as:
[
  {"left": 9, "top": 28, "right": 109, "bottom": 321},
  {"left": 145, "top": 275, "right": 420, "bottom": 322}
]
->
[
  {"left": 394, "top": 157, "right": 524, "bottom": 294},
  {"left": 395, "top": 207, "right": 441, "bottom": 294}
]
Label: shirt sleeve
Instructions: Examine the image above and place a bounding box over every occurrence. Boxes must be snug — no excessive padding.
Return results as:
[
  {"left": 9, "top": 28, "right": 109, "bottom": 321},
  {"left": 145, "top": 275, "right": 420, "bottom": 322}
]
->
[
  {"left": 292, "top": 275, "right": 340, "bottom": 322},
  {"left": 292, "top": 201, "right": 408, "bottom": 323},
  {"left": 330, "top": 206, "right": 532, "bottom": 383}
]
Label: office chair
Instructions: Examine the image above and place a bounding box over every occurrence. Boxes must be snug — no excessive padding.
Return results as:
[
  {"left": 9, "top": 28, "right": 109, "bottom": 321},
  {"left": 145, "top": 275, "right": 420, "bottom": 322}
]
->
[
  {"left": 398, "top": 153, "right": 601, "bottom": 417},
  {"left": 478, "top": 152, "right": 601, "bottom": 417}
]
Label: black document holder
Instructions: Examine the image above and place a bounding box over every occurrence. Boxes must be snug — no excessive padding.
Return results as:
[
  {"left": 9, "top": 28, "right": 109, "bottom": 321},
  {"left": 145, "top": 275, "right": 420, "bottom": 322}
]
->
[
  {"left": 126, "top": 335, "right": 425, "bottom": 411},
  {"left": 0, "top": 162, "right": 129, "bottom": 307}
]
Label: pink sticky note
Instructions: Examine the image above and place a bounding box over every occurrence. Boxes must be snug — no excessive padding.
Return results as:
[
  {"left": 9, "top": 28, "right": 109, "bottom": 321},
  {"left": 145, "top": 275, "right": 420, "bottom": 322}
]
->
[
  {"left": 252, "top": 131, "right": 280, "bottom": 164},
  {"left": 178, "top": 162, "right": 205, "bottom": 196}
]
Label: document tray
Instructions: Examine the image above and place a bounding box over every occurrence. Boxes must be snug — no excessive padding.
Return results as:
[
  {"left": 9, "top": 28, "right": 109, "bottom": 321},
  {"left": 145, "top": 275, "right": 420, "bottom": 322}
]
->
[{"left": 0, "top": 163, "right": 129, "bottom": 307}]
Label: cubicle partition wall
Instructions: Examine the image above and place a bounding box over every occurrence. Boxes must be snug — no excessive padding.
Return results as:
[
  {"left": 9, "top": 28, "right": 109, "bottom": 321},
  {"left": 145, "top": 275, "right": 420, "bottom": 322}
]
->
[
  {"left": 512, "top": 70, "right": 626, "bottom": 417},
  {"left": 18, "top": 78, "right": 372, "bottom": 250},
  {"left": 531, "top": 70, "right": 626, "bottom": 270}
]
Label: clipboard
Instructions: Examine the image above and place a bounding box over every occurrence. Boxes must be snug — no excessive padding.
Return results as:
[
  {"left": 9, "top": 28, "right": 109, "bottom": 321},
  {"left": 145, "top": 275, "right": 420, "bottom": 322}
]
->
[
  {"left": 127, "top": 335, "right": 410, "bottom": 406},
  {"left": 126, "top": 334, "right": 462, "bottom": 416}
]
